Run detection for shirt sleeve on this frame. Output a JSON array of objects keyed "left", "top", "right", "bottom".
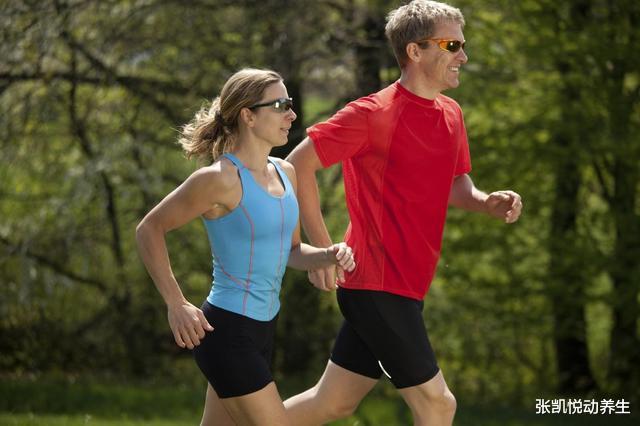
[
  {"left": 454, "top": 109, "right": 472, "bottom": 176},
  {"left": 306, "top": 100, "right": 371, "bottom": 168}
]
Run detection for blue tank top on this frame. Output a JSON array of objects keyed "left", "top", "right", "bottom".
[{"left": 202, "top": 153, "right": 299, "bottom": 321}]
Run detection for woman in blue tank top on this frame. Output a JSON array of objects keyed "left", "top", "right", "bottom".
[{"left": 136, "top": 68, "right": 355, "bottom": 425}]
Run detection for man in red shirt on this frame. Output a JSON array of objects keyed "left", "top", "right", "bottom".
[{"left": 284, "top": 1, "right": 522, "bottom": 425}]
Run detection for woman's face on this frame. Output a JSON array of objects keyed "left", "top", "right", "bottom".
[{"left": 248, "top": 81, "right": 297, "bottom": 148}]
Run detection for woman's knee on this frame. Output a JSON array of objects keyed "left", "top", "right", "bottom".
[
  {"left": 315, "top": 387, "right": 360, "bottom": 421},
  {"left": 326, "top": 398, "right": 359, "bottom": 420},
  {"left": 439, "top": 389, "right": 457, "bottom": 415}
]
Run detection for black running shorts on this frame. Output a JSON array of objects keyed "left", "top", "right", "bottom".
[
  {"left": 192, "top": 302, "right": 277, "bottom": 398},
  {"left": 331, "top": 287, "right": 440, "bottom": 389}
]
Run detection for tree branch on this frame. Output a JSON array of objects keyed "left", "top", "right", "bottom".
[
  {"left": 0, "top": 235, "right": 108, "bottom": 292},
  {"left": 592, "top": 159, "right": 613, "bottom": 205},
  {"left": 0, "top": 71, "right": 189, "bottom": 95},
  {"left": 68, "top": 49, "right": 125, "bottom": 268}
]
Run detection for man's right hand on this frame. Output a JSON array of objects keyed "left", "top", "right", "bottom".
[{"left": 308, "top": 266, "right": 339, "bottom": 291}]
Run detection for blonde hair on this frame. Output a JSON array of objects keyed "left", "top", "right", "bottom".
[
  {"left": 179, "top": 68, "right": 283, "bottom": 163},
  {"left": 385, "top": 0, "right": 465, "bottom": 68}
]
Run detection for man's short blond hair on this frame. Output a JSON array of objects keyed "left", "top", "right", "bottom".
[{"left": 385, "top": 0, "right": 465, "bottom": 68}]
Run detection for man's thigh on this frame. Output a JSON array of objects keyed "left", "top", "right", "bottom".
[{"left": 335, "top": 287, "right": 440, "bottom": 389}]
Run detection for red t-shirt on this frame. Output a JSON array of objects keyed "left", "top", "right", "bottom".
[{"left": 308, "top": 82, "right": 471, "bottom": 300}]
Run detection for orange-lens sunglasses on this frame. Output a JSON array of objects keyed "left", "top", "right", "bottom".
[{"left": 417, "top": 38, "right": 465, "bottom": 53}]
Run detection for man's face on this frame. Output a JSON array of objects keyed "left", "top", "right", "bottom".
[{"left": 418, "top": 21, "right": 468, "bottom": 94}]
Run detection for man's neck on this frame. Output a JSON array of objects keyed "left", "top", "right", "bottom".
[{"left": 398, "top": 69, "right": 440, "bottom": 100}]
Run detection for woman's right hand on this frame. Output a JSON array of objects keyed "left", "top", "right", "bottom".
[
  {"left": 309, "top": 243, "right": 356, "bottom": 290},
  {"left": 167, "top": 301, "right": 214, "bottom": 349},
  {"left": 328, "top": 242, "right": 356, "bottom": 273}
]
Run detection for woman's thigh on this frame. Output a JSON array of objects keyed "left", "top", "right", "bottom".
[{"left": 221, "top": 381, "right": 289, "bottom": 426}]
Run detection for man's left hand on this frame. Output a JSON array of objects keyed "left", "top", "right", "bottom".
[{"left": 485, "top": 190, "right": 522, "bottom": 224}]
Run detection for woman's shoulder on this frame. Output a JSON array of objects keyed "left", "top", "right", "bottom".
[
  {"left": 270, "top": 157, "right": 294, "bottom": 174},
  {"left": 191, "top": 157, "right": 241, "bottom": 192},
  {"left": 270, "top": 157, "right": 296, "bottom": 182}
]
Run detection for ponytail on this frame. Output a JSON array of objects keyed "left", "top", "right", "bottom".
[{"left": 179, "top": 97, "right": 234, "bottom": 164}]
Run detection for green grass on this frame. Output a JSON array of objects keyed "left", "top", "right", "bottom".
[
  {"left": 2, "top": 377, "right": 638, "bottom": 425},
  {"left": 0, "top": 413, "right": 192, "bottom": 425},
  {"left": 0, "top": 376, "right": 202, "bottom": 424}
]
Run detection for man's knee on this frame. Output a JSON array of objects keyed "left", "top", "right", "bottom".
[
  {"left": 422, "top": 373, "right": 456, "bottom": 414},
  {"left": 414, "top": 389, "right": 456, "bottom": 425},
  {"left": 404, "top": 380, "right": 457, "bottom": 421}
]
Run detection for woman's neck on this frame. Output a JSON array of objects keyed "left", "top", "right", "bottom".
[{"left": 231, "top": 138, "right": 272, "bottom": 174}]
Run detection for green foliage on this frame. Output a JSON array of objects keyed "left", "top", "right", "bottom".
[{"left": 1, "top": 0, "right": 639, "bottom": 420}]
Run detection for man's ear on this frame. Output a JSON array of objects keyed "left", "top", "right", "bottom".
[{"left": 405, "top": 42, "right": 423, "bottom": 64}]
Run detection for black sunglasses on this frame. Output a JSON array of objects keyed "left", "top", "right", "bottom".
[
  {"left": 417, "top": 38, "right": 466, "bottom": 53},
  {"left": 249, "top": 97, "right": 294, "bottom": 113}
]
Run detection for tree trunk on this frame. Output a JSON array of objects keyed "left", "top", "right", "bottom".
[
  {"left": 608, "top": 159, "right": 640, "bottom": 397},
  {"left": 354, "top": 10, "right": 385, "bottom": 96},
  {"left": 547, "top": 137, "right": 596, "bottom": 393},
  {"left": 606, "top": 86, "right": 640, "bottom": 398},
  {"left": 544, "top": 0, "right": 598, "bottom": 395}
]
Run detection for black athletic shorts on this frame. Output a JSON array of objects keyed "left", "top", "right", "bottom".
[
  {"left": 330, "top": 287, "right": 440, "bottom": 389},
  {"left": 192, "top": 301, "right": 277, "bottom": 398}
]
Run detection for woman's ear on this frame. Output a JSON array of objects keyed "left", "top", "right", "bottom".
[{"left": 239, "top": 107, "right": 255, "bottom": 127}]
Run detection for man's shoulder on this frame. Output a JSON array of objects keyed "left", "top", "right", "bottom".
[
  {"left": 346, "top": 83, "right": 401, "bottom": 114},
  {"left": 436, "top": 93, "right": 462, "bottom": 111}
]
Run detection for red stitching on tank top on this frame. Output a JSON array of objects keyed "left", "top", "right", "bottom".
[
  {"left": 240, "top": 203, "right": 255, "bottom": 315},
  {"left": 210, "top": 245, "right": 245, "bottom": 288}
]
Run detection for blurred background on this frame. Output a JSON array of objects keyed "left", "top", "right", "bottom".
[{"left": 1, "top": 0, "right": 638, "bottom": 425}]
